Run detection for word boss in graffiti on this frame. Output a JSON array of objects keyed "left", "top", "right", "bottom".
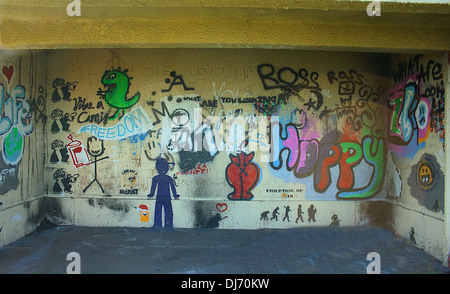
[{"left": 256, "top": 64, "right": 320, "bottom": 90}]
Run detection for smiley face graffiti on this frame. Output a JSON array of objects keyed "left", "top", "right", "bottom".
[{"left": 417, "top": 160, "right": 435, "bottom": 190}]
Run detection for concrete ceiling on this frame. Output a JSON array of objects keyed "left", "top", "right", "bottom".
[{"left": 0, "top": 0, "right": 449, "bottom": 52}]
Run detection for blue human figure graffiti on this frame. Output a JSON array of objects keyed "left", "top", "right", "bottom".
[{"left": 147, "top": 158, "right": 179, "bottom": 230}]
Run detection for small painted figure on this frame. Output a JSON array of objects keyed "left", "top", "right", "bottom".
[
  {"left": 295, "top": 204, "right": 304, "bottom": 223},
  {"left": 260, "top": 211, "right": 270, "bottom": 220},
  {"left": 271, "top": 207, "right": 280, "bottom": 221},
  {"left": 283, "top": 206, "right": 291, "bottom": 222},
  {"left": 308, "top": 204, "right": 317, "bottom": 223},
  {"left": 329, "top": 214, "right": 340, "bottom": 226},
  {"left": 409, "top": 227, "right": 416, "bottom": 245},
  {"left": 148, "top": 158, "right": 179, "bottom": 231},
  {"left": 205, "top": 214, "right": 228, "bottom": 229}
]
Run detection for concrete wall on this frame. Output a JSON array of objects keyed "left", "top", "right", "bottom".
[
  {"left": 0, "top": 49, "right": 47, "bottom": 247},
  {"left": 44, "top": 48, "right": 393, "bottom": 229},
  {"left": 386, "top": 53, "right": 448, "bottom": 261},
  {"left": 0, "top": 47, "right": 447, "bottom": 265},
  {"left": 0, "top": 0, "right": 448, "bottom": 267}
]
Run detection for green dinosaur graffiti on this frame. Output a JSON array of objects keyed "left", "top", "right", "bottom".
[{"left": 97, "top": 67, "right": 140, "bottom": 120}]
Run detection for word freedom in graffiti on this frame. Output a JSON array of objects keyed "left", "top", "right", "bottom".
[{"left": 77, "top": 106, "right": 152, "bottom": 140}]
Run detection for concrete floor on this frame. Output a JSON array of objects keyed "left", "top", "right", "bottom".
[{"left": 0, "top": 220, "right": 448, "bottom": 274}]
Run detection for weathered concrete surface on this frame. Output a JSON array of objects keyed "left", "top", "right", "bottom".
[{"left": 0, "top": 221, "right": 448, "bottom": 274}]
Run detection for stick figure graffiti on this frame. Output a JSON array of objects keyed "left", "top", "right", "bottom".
[
  {"left": 83, "top": 136, "right": 108, "bottom": 193},
  {"left": 161, "top": 71, "right": 194, "bottom": 93}
]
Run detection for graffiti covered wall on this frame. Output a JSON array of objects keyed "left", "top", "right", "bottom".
[
  {"left": 44, "top": 48, "right": 394, "bottom": 229},
  {"left": 0, "top": 49, "right": 47, "bottom": 247},
  {"left": 386, "top": 53, "right": 447, "bottom": 261},
  {"left": 44, "top": 49, "right": 445, "bottom": 249}
]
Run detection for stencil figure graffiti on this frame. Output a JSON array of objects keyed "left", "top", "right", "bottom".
[
  {"left": 50, "top": 109, "right": 72, "bottom": 134},
  {"left": 225, "top": 151, "right": 261, "bottom": 200},
  {"left": 295, "top": 204, "right": 304, "bottom": 223},
  {"left": 51, "top": 78, "right": 78, "bottom": 103},
  {"left": 307, "top": 205, "right": 317, "bottom": 223},
  {"left": 148, "top": 158, "right": 179, "bottom": 230},
  {"left": 50, "top": 139, "right": 70, "bottom": 164},
  {"left": 97, "top": 67, "right": 140, "bottom": 120},
  {"left": 282, "top": 205, "right": 291, "bottom": 222},
  {"left": 205, "top": 214, "right": 228, "bottom": 229},
  {"left": 329, "top": 214, "right": 341, "bottom": 226},
  {"left": 271, "top": 207, "right": 280, "bottom": 221},
  {"left": 53, "top": 168, "right": 78, "bottom": 194}
]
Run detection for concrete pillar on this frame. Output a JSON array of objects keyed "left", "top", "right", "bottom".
[{"left": 445, "top": 52, "right": 450, "bottom": 267}]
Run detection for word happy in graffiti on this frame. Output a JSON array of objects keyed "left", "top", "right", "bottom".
[
  {"left": 270, "top": 120, "right": 385, "bottom": 200},
  {"left": 77, "top": 105, "right": 152, "bottom": 140}
]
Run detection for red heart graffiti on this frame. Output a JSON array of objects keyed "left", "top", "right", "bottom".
[
  {"left": 216, "top": 203, "right": 228, "bottom": 213},
  {"left": 2, "top": 65, "right": 14, "bottom": 84}
]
